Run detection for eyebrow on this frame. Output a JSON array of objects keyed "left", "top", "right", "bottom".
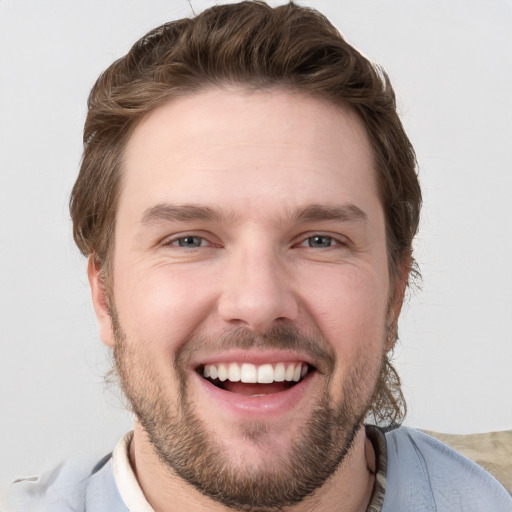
[
  {"left": 141, "top": 204, "right": 228, "bottom": 225},
  {"left": 293, "top": 204, "right": 368, "bottom": 224},
  {"left": 140, "top": 202, "right": 367, "bottom": 225}
]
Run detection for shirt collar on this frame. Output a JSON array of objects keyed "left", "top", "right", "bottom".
[{"left": 112, "top": 431, "right": 155, "bottom": 512}]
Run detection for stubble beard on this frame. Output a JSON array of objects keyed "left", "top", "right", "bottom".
[{"left": 112, "top": 313, "right": 383, "bottom": 511}]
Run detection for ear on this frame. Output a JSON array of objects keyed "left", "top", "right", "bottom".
[
  {"left": 87, "top": 255, "right": 115, "bottom": 348},
  {"left": 385, "top": 255, "right": 411, "bottom": 352}
]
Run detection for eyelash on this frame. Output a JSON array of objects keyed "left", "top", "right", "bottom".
[
  {"left": 297, "top": 234, "right": 346, "bottom": 248},
  {"left": 165, "top": 235, "right": 213, "bottom": 248},
  {"left": 163, "top": 233, "right": 348, "bottom": 249}
]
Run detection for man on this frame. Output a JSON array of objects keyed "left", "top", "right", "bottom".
[{"left": 3, "top": 2, "right": 510, "bottom": 511}]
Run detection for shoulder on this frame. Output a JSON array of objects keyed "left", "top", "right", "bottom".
[
  {"left": 382, "top": 426, "right": 512, "bottom": 512},
  {"left": 0, "top": 454, "right": 128, "bottom": 512}
]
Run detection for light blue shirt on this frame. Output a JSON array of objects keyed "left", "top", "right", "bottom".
[
  {"left": 2, "top": 427, "right": 511, "bottom": 511},
  {"left": 382, "top": 428, "right": 511, "bottom": 511}
]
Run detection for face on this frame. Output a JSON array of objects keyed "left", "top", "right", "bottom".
[{"left": 91, "top": 88, "right": 398, "bottom": 509}]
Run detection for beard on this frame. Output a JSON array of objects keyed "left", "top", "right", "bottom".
[{"left": 111, "top": 311, "right": 383, "bottom": 511}]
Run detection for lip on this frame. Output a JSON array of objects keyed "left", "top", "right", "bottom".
[
  {"left": 191, "top": 349, "right": 316, "bottom": 368},
  {"left": 192, "top": 366, "right": 318, "bottom": 419}
]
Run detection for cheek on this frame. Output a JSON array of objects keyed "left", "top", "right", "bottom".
[
  {"left": 299, "top": 263, "right": 390, "bottom": 354},
  {"left": 112, "top": 261, "right": 219, "bottom": 351},
  {"left": 299, "top": 266, "right": 389, "bottom": 402}
]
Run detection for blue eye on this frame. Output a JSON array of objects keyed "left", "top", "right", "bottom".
[
  {"left": 307, "top": 235, "right": 335, "bottom": 248},
  {"left": 175, "top": 236, "right": 204, "bottom": 248}
]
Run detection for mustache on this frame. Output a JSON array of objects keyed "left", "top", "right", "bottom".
[{"left": 175, "top": 325, "right": 336, "bottom": 375}]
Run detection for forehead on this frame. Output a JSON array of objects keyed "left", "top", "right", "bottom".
[{"left": 120, "top": 88, "right": 379, "bottom": 221}]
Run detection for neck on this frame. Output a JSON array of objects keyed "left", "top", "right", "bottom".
[{"left": 129, "top": 422, "right": 376, "bottom": 512}]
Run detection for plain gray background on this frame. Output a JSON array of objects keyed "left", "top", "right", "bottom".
[{"left": 1, "top": 0, "right": 511, "bottom": 487}]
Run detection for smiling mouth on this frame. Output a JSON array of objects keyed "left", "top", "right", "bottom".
[{"left": 199, "top": 362, "right": 312, "bottom": 395}]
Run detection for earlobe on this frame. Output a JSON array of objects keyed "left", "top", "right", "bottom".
[{"left": 87, "top": 255, "right": 115, "bottom": 348}]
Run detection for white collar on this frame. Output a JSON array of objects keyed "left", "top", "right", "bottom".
[{"left": 112, "top": 431, "right": 155, "bottom": 512}]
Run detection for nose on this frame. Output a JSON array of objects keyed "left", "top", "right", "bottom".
[{"left": 217, "top": 244, "right": 299, "bottom": 333}]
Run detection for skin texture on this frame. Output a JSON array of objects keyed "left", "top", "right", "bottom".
[{"left": 89, "top": 88, "right": 404, "bottom": 511}]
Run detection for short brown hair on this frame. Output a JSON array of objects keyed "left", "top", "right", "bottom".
[{"left": 70, "top": 0, "right": 421, "bottom": 426}]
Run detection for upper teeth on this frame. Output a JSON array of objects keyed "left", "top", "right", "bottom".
[{"left": 203, "top": 362, "right": 308, "bottom": 384}]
